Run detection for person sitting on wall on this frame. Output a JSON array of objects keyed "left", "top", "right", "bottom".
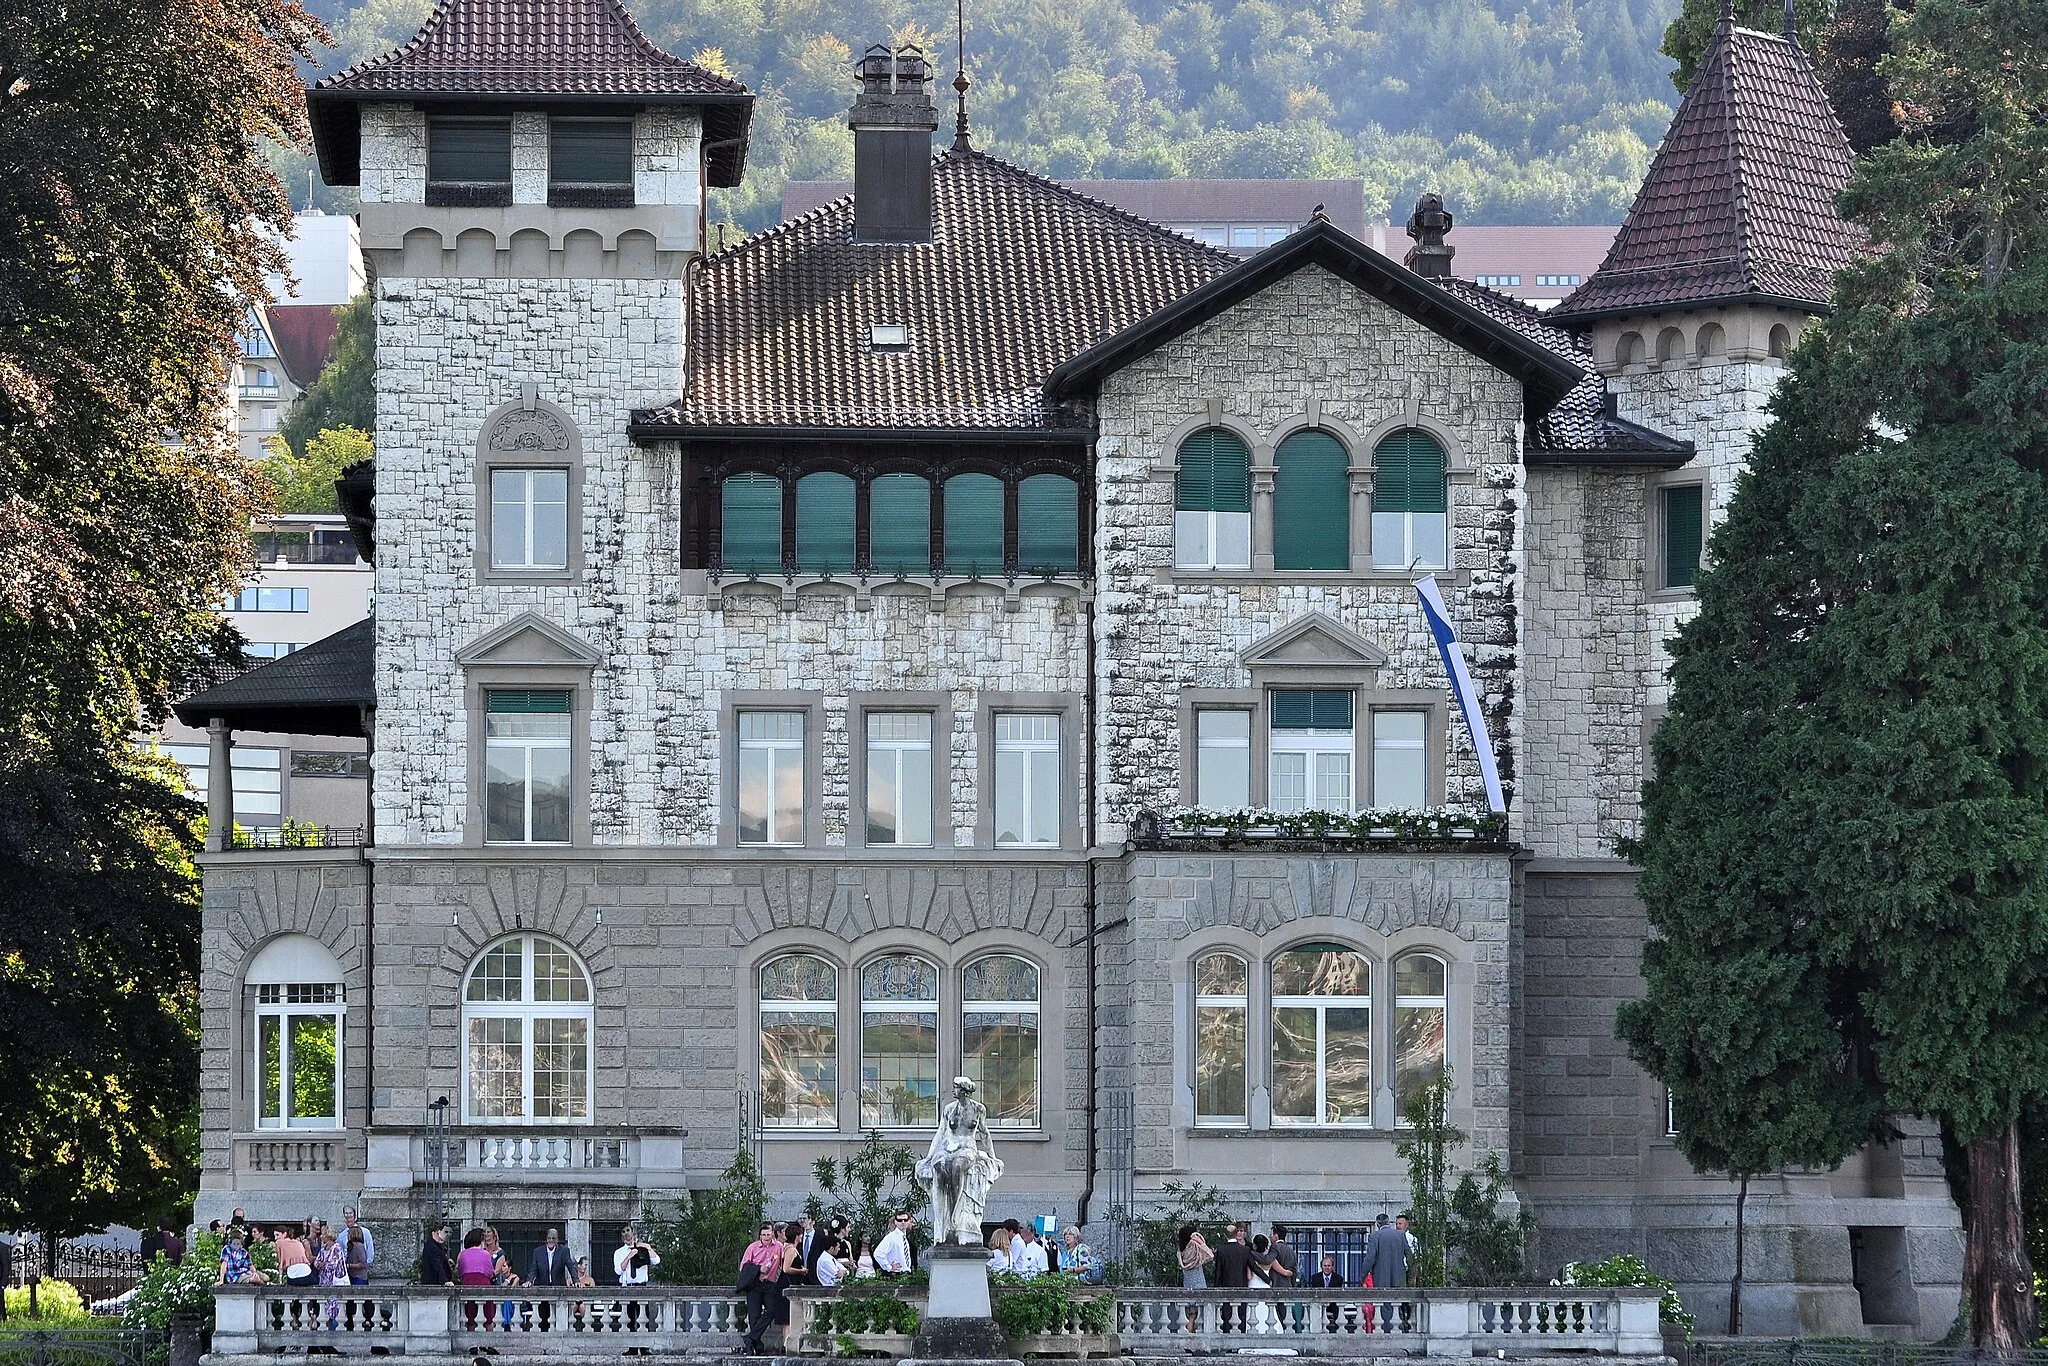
[{"left": 216, "top": 1231, "right": 269, "bottom": 1286}]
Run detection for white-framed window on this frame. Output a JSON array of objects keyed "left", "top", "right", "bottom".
[
  {"left": 484, "top": 690, "right": 571, "bottom": 844},
  {"left": 860, "top": 954, "right": 939, "bottom": 1128},
  {"left": 1194, "top": 952, "right": 1249, "bottom": 1125},
  {"left": 961, "top": 955, "right": 1040, "bottom": 1128},
  {"left": 1270, "top": 690, "right": 1353, "bottom": 814},
  {"left": 760, "top": 954, "right": 838, "bottom": 1128},
  {"left": 225, "top": 587, "right": 310, "bottom": 612},
  {"left": 254, "top": 982, "right": 343, "bottom": 1130},
  {"left": 993, "top": 713, "right": 1060, "bottom": 847},
  {"left": 1370, "top": 711, "right": 1428, "bottom": 810},
  {"left": 738, "top": 711, "right": 805, "bottom": 846},
  {"left": 1175, "top": 428, "right": 1252, "bottom": 570},
  {"left": 1271, "top": 943, "right": 1374, "bottom": 1126},
  {"left": 490, "top": 469, "right": 570, "bottom": 570},
  {"left": 462, "top": 935, "right": 592, "bottom": 1123},
  {"left": 866, "top": 712, "right": 934, "bottom": 846},
  {"left": 1392, "top": 952, "right": 1447, "bottom": 1125},
  {"left": 1195, "top": 709, "right": 1252, "bottom": 809}
]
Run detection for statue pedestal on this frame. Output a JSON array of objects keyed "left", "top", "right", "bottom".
[{"left": 912, "top": 1244, "right": 1012, "bottom": 1360}]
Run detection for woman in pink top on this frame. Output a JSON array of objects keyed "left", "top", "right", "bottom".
[{"left": 457, "top": 1229, "right": 497, "bottom": 1329}]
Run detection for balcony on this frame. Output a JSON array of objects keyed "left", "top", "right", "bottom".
[
  {"left": 363, "top": 1126, "right": 689, "bottom": 1192},
  {"left": 212, "top": 1286, "right": 748, "bottom": 1356},
  {"left": 250, "top": 530, "right": 364, "bottom": 565},
  {"left": 239, "top": 383, "right": 283, "bottom": 401}
]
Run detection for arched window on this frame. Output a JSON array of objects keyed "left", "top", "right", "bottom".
[
  {"left": 870, "top": 472, "right": 933, "bottom": 574},
  {"left": 1194, "top": 952, "right": 1249, "bottom": 1125},
  {"left": 463, "top": 935, "right": 592, "bottom": 1123},
  {"left": 1656, "top": 327, "right": 1685, "bottom": 363},
  {"left": 962, "top": 955, "right": 1041, "bottom": 1127},
  {"left": 760, "top": 954, "right": 838, "bottom": 1128},
  {"left": 1271, "top": 944, "right": 1372, "bottom": 1126},
  {"left": 1393, "top": 952, "right": 1448, "bottom": 1125},
  {"left": 1615, "top": 331, "right": 1645, "bottom": 367},
  {"left": 1694, "top": 322, "right": 1726, "bottom": 359},
  {"left": 1175, "top": 428, "right": 1251, "bottom": 569},
  {"left": 860, "top": 954, "right": 939, "bottom": 1127},
  {"left": 721, "top": 472, "right": 783, "bottom": 574},
  {"left": 249, "top": 934, "right": 345, "bottom": 1130},
  {"left": 794, "top": 471, "right": 855, "bottom": 572},
  {"left": 1371, "top": 430, "right": 1448, "bottom": 570},
  {"left": 1768, "top": 323, "right": 1793, "bottom": 359},
  {"left": 1017, "top": 473, "right": 1080, "bottom": 574},
  {"left": 942, "top": 473, "right": 1004, "bottom": 574},
  {"left": 1273, "top": 431, "right": 1350, "bottom": 570}
]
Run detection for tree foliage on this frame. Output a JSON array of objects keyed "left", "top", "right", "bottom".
[
  {"left": 642, "top": 1148, "right": 765, "bottom": 1286},
  {"left": 1622, "top": 0, "right": 2048, "bottom": 1343},
  {"left": 1660, "top": 0, "right": 1900, "bottom": 153},
  {"left": 278, "top": 291, "right": 375, "bottom": 458},
  {"left": 0, "top": 0, "right": 321, "bottom": 1240},
  {"left": 262, "top": 426, "right": 372, "bottom": 514}
]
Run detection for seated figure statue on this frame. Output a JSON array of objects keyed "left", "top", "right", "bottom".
[{"left": 916, "top": 1076, "right": 1004, "bottom": 1245}]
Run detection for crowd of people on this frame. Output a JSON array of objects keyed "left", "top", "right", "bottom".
[
  {"left": 1175, "top": 1213, "right": 1417, "bottom": 1332},
  {"left": 208, "top": 1206, "right": 378, "bottom": 1329}
]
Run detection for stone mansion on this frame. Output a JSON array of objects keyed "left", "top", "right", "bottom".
[{"left": 176, "top": 0, "right": 1962, "bottom": 1335}]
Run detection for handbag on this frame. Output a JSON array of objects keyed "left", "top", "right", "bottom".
[{"left": 284, "top": 1264, "right": 314, "bottom": 1283}]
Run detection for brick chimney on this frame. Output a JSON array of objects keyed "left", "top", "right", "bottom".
[
  {"left": 1404, "top": 193, "right": 1455, "bottom": 279},
  {"left": 848, "top": 45, "right": 939, "bottom": 244}
]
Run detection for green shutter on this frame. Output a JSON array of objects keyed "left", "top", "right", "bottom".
[
  {"left": 428, "top": 119, "right": 511, "bottom": 182},
  {"left": 1373, "top": 430, "right": 1448, "bottom": 514},
  {"left": 721, "top": 472, "right": 783, "bottom": 573},
  {"left": 1663, "top": 484, "right": 1704, "bottom": 588},
  {"left": 1017, "top": 474, "right": 1080, "bottom": 573},
  {"left": 1270, "top": 689, "right": 1354, "bottom": 730},
  {"left": 795, "top": 472, "right": 856, "bottom": 572},
  {"left": 487, "top": 689, "right": 572, "bottom": 714},
  {"left": 869, "top": 472, "right": 932, "bottom": 573},
  {"left": 1273, "top": 431, "right": 1351, "bottom": 570},
  {"left": 1177, "top": 429, "right": 1250, "bottom": 513},
  {"left": 548, "top": 119, "right": 632, "bottom": 185},
  {"left": 943, "top": 473, "right": 1005, "bottom": 573}
]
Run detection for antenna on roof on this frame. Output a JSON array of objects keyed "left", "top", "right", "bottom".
[{"left": 952, "top": 0, "right": 972, "bottom": 150}]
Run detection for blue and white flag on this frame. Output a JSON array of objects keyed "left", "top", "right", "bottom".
[{"left": 1415, "top": 574, "right": 1505, "bottom": 814}]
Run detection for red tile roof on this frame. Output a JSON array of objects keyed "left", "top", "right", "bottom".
[
  {"left": 307, "top": 0, "right": 753, "bottom": 186},
  {"left": 1551, "top": 22, "right": 1861, "bottom": 321},
  {"left": 264, "top": 304, "right": 345, "bottom": 390}
]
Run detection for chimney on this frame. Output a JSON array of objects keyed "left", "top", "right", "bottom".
[
  {"left": 1404, "top": 193, "right": 1455, "bottom": 279},
  {"left": 849, "top": 45, "right": 940, "bottom": 244}
]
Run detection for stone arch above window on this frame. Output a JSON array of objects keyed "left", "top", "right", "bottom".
[
  {"left": 1175, "top": 428, "right": 1252, "bottom": 570},
  {"left": 960, "top": 953, "right": 1042, "bottom": 1127},
  {"left": 759, "top": 952, "right": 839, "bottom": 1129},
  {"left": 1270, "top": 941, "right": 1374, "bottom": 1126},
  {"left": 859, "top": 952, "right": 941, "bottom": 1128},
  {"left": 247, "top": 933, "right": 347, "bottom": 1132},
  {"left": 1656, "top": 326, "right": 1686, "bottom": 363},
  {"left": 1272, "top": 429, "right": 1351, "bottom": 571}
]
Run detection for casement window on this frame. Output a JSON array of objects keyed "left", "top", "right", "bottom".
[
  {"left": 721, "top": 472, "right": 784, "bottom": 574},
  {"left": 1660, "top": 484, "right": 1704, "bottom": 589},
  {"left": 736, "top": 711, "right": 806, "bottom": 846},
  {"left": 866, "top": 712, "right": 934, "bottom": 846},
  {"left": 490, "top": 469, "right": 570, "bottom": 570},
  {"left": 759, "top": 954, "right": 838, "bottom": 1128},
  {"left": 1371, "top": 430, "right": 1449, "bottom": 570},
  {"left": 992, "top": 712, "right": 1060, "bottom": 847},
  {"left": 462, "top": 935, "right": 592, "bottom": 1123},
  {"left": 548, "top": 117, "right": 633, "bottom": 205},
  {"left": 1271, "top": 944, "right": 1374, "bottom": 1126},
  {"left": 255, "top": 983, "right": 343, "bottom": 1130},
  {"left": 161, "top": 743, "right": 282, "bottom": 819},
  {"left": 961, "top": 954, "right": 1040, "bottom": 1128},
  {"left": 1017, "top": 474, "right": 1080, "bottom": 574},
  {"left": 942, "top": 473, "right": 1004, "bottom": 575},
  {"left": 1194, "top": 952, "right": 1250, "bottom": 1125},
  {"left": 1273, "top": 430, "right": 1351, "bottom": 571},
  {"left": 1392, "top": 952, "right": 1448, "bottom": 1125},
  {"left": 427, "top": 118, "right": 512, "bottom": 203},
  {"left": 1370, "top": 712, "right": 1429, "bottom": 811},
  {"left": 1195, "top": 709, "right": 1252, "bottom": 809},
  {"left": 869, "top": 472, "right": 933, "bottom": 574},
  {"left": 225, "top": 587, "right": 310, "bottom": 613},
  {"left": 861, "top": 954, "right": 940, "bottom": 1128},
  {"left": 1175, "top": 428, "right": 1252, "bottom": 570},
  {"left": 795, "top": 471, "right": 856, "bottom": 572},
  {"left": 483, "top": 690, "right": 572, "bottom": 844},
  {"left": 1270, "top": 690, "right": 1354, "bottom": 814}
]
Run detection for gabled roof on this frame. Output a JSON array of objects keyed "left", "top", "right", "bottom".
[
  {"left": 173, "top": 619, "right": 375, "bottom": 738},
  {"left": 1046, "top": 217, "right": 1586, "bottom": 410},
  {"left": 307, "top": 0, "right": 753, "bottom": 188},
  {"left": 265, "top": 304, "right": 344, "bottom": 389},
  {"left": 630, "top": 148, "right": 1236, "bottom": 437},
  {"left": 1551, "top": 21, "right": 1861, "bottom": 322}
]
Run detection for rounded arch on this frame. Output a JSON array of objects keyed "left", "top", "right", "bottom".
[
  {"left": 459, "top": 933, "right": 594, "bottom": 1124},
  {"left": 1369, "top": 427, "right": 1450, "bottom": 571},
  {"left": 1656, "top": 326, "right": 1686, "bottom": 363},
  {"left": 1694, "top": 321, "right": 1726, "bottom": 360},
  {"left": 1615, "top": 330, "right": 1646, "bottom": 367},
  {"left": 1273, "top": 429, "right": 1352, "bottom": 572},
  {"left": 857, "top": 950, "right": 942, "bottom": 1129},
  {"left": 248, "top": 933, "right": 348, "bottom": 1132},
  {"left": 247, "top": 932, "right": 345, "bottom": 986},
  {"left": 759, "top": 952, "right": 841, "bottom": 1129},
  {"left": 1768, "top": 323, "right": 1794, "bottom": 359},
  {"left": 1358, "top": 410, "right": 1468, "bottom": 473},
  {"left": 1159, "top": 410, "right": 1267, "bottom": 471},
  {"left": 478, "top": 395, "right": 581, "bottom": 461},
  {"left": 960, "top": 952, "right": 1043, "bottom": 1128},
  {"left": 1268, "top": 410, "right": 1369, "bottom": 462}
]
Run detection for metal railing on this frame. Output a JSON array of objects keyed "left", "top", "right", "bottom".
[
  {"left": 3, "top": 1241, "right": 146, "bottom": 1304},
  {"left": 0, "top": 1328, "right": 148, "bottom": 1366},
  {"left": 211, "top": 1285, "right": 748, "bottom": 1356},
  {"left": 228, "top": 825, "right": 366, "bottom": 851}
]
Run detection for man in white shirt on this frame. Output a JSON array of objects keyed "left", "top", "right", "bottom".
[
  {"left": 874, "top": 1210, "right": 914, "bottom": 1276},
  {"left": 1009, "top": 1225, "right": 1048, "bottom": 1278},
  {"left": 614, "top": 1225, "right": 661, "bottom": 1284}
]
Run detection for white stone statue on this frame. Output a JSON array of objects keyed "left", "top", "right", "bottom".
[{"left": 916, "top": 1076, "right": 1004, "bottom": 1245}]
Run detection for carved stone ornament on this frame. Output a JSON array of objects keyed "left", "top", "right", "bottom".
[{"left": 486, "top": 407, "right": 573, "bottom": 454}]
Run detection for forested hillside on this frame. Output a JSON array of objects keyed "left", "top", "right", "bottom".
[{"left": 290, "top": 0, "right": 1692, "bottom": 230}]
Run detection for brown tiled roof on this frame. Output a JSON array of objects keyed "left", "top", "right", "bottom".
[
  {"left": 634, "top": 149, "right": 1237, "bottom": 433},
  {"left": 1551, "top": 22, "right": 1861, "bottom": 321},
  {"left": 264, "top": 304, "right": 344, "bottom": 390},
  {"left": 307, "top": 0, "right": 753, "bottom": 187}
]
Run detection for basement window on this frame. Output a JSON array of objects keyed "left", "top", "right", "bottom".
[{"left": 869, "top": 323, "right": 910, "bottom": 351}]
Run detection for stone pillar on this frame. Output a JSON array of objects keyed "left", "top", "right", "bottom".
[
  {"left": 210, "top": 1287, "right": 258, "bottom": 1354},
  {"left": 1348, "top": 463, "right": 1374, "bottom": 572},
  {"left": 1251, "top": 468, "right": 1276, "bottom": 571},
  {"left": 206, "top": 718, "right": 234, "bottom": 852}
]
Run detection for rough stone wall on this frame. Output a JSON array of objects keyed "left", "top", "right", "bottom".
[
  {"left": 359, "top": 104, "right": 426, "bottom": 205},
  {"left": 511, "top": 112, "right": 548, "bottom": 204},
  {"left": 633, "top": 109, "right": 703, "bottom": 211},
  {"left": 1092, "top": 265, "right": 1526, "bottom": 845}
]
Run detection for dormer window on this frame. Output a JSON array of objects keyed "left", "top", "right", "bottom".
[
  {"left": 428, "top": 117, "right": 512, "bottom": 206},
  {"left": 549, "top": 118, "right": 635, "bottom": 208},
  {"left": 869, "top": 323, "right": 909, "bottom": 351}
]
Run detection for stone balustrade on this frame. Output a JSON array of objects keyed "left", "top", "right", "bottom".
[{"left": 209, "top": 1285, "right": 749, "bottom": 1356}]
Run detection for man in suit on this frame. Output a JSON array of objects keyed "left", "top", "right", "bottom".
[
  {"left": 1212, "top": 1223, "right": 1253, "bottom": 1332},
  {"left": 1304, "top": 1255, "right": 1346, "bottom": 1332},
  {"left": 529, "top": 1227, "right": 572, "bottom": 1285}
]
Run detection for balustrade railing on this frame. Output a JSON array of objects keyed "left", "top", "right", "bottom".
[
  {"left": 212, "top": 1286, "right": 748, "bottom": 1356},
  {"left": 1112, "top": 1287, "right": 1666, "bottom": 1356}
]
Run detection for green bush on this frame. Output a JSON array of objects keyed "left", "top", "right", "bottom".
[
  {"left": 643, "top": 1148, "right": 764, "bottom": 1286},
  {"left": 809, "top": 1294, "right": 919, "bottom": 1335},
  {"left": 2, "top": 1279, "right": 91, "bottom": 1324},
  {"left": 124, "top": 1232, "right": 275, "bottom": 1365},
  {"left": 1556, "top": 1254, "right": 1694, "bottom": 1335},
  {"left": 1110, "top": 1179, "right": 1227, "bottom": 1286},
  {"left": 990, "top": 1274, "right": 1112, "bottom": 1338}
]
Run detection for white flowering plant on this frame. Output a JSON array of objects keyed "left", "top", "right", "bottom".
[{"left": 1554, "top": 1254, "right": 1693, "bottom": 1334}]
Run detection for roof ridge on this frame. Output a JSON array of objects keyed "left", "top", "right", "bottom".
[{"left": 1718, "top": 25, "right": 1756, "bottom": 285}]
